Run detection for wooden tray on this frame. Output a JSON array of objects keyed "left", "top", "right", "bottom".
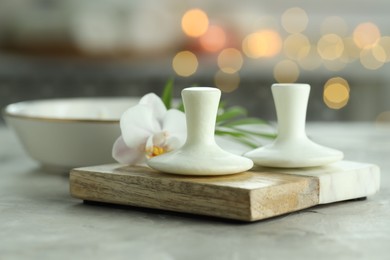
[{"left": 69, "top": 161, "right": 380, "bottom": 222}]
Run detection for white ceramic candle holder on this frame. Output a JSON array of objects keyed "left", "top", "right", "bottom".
[
  {"left": 244, "top": 83, "right": 343, "bottom": 168},
  {"left": 147, "top": 87, "right": 253, "bottom": 175}
]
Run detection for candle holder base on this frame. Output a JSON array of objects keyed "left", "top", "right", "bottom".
[
  {"left": 148, "top": 145, "right": 254, "bottom": 175},
  {"left": 244, "top": 138, "right": 343, "bottom": 168}
]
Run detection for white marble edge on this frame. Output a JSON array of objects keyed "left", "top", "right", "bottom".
[{"left": 265, "top": 160, "right": 381, "bottom": 204}]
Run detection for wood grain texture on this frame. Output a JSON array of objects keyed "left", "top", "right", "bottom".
[{"left": 70, "top": 164, "right": 319, "bottom": 221}]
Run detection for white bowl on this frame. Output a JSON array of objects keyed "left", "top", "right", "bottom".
[{"left": 3, "top": 97, "right": 139, "bottom": 170}]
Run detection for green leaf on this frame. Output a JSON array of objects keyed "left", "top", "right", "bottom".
[
  {"left": 230, "top": 138, "right": 258, "bottom": 149},
  {"left": 222, "top": 117, "right": 268, "bottom": 127},
  {"left": 218, "top": 100, "right": 227, "bottom": 110},
  {"left": 161, "top": 78, "right": 174, "bottom": 109},
  {"left": 176, "top": 101, "right": 185, "bottom": 112},
  {"left": 215, "top": 129, "right": 247, "bottom": 138},
  {"left": 215, "top": 129, "right": 259, "bottom": 148},
  {"left": 216, "top": 106, "right": 247, "bottom": 123},
  {"left": 226, "top": 126, "right": 277, "bottom": 139}
]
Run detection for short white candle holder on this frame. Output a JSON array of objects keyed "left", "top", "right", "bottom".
[
  {"left": 244, "top": 83, "right": 343, "bottom": 168},
  {"left": 147, "top": 87, "right": 253, "bottom": 175}
]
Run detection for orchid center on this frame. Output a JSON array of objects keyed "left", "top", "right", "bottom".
[{"left": 146, "top": 145, "right": 169, "bottom": 159}]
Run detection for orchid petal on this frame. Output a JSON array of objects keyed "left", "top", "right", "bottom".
[
  {"left": 112, "top": 136, "right": 146, "bottom": 165},
  {"left": 120, "top": 104, "right": 161, "bottom": 148},
  {"left": 152, "top": 132, "right": 168, "bottom": 147},
  {"left": 145, "top": 135, "right": 155, "bottom": 153},
  {"left": 165, "top": 136, "right": 182, "bottom": 151},
  {"left": 162, "top": 109, "right": 186, "bottom": 136},
  {"left": 162, "top": 109, "right": 187, "bottom": 144},
  {"left": 139, "top": 93, "right": 167, "bottom": 123},
  {"left": 113, "top": 92, "right": 187, "bottom": 166}
]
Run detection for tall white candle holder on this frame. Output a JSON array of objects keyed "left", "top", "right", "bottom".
[
  {"left": 244, "top": 83, "right": 343, "bottom": 168},
  {"left": 147, "top": 87, "right": 253, "bottom": 175}
]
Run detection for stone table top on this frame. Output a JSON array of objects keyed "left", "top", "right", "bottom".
[{"left": 0, "top": 122, "right": 389, "bottom": 260}]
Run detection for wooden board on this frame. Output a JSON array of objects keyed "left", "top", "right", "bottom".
[{"left": 69, "top": 161, "right": 380, "bottom": 222}]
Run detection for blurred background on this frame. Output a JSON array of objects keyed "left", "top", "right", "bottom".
[{"left": 0, "top": 0, "right": 389, "bottom": 122}]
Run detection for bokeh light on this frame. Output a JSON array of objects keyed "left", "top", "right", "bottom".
[
  {"left": 372, "top": 44, "right": 387, "bottom": 63},
  {"left": 317, "top": 34, "right": 344, "bottom": 60},
  {"left": 342, "top": 37, "right": 361, "bottom": 63},
  {"left": 242, "top": 30, "right": 282, "bottom": 58},
  {"left": 214, "top": 70, "right": 240, "bottom": 93},
  {"left": 377, "top": 36, "right": 390, "bottom": 62},
  {"left": 297, "top": 45, "right": 322, "bottom": 71},
  {"left": 273, "top": 60, "right": 300, "bottom": 83},
  {"left": 172, "top": 51, "right": 198, "bottom": 77},
  {"left": 181, "top": 9, "right": 209, "bottom": 37},
  {"left": 283, "top": 33, "right": 311, "bottom": 60},
  {"left": 199, "top": 25, "right": 226, "bottom": 52},
  {"left": 353, "top": 22, "right": 381, "bottom": 49},
  {"left": 323, "top": 77, "right": 350, "bottom": 109},
  {"left": 281, "top": 7, "right": 309, "bottom": 34},
  {"left": 359, "top": 48, "right": 385, "bottom": 70},
  {"left": 217, "top": 48, "right": 244, "bottom": 73}
]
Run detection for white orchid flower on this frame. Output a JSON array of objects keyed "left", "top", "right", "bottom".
[{"left": 112, "top": 93, "right": 186, "bottom": 165}]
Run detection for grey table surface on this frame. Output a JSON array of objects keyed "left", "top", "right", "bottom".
[{"left": 0, "top": 122, "right": 389, "bottom": 260}]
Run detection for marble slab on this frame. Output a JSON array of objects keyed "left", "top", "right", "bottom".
[
  {"left": 255, "top": 161, "right": 380, "bottom": 204},
  {"left": 69, "top": 160, "right": 380, "bottom": 222}
]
